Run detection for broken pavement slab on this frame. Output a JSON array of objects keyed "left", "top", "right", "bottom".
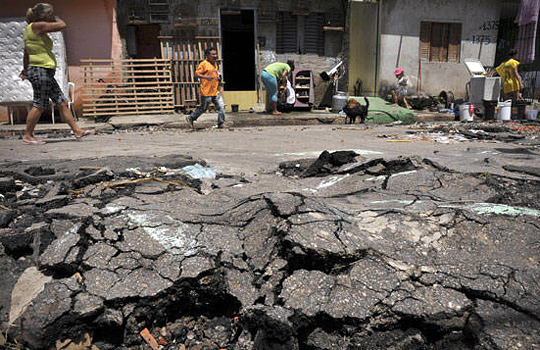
[{"left": 9, "top": 266, "right": 52, "bottom": 325}]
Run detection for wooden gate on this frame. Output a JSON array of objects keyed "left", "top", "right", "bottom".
[
  {"left": 81, "top": 58, "right": 175, "bottom": 119},
  {"left": 159, "top": 36, "right": 221, "bottom": 108}
]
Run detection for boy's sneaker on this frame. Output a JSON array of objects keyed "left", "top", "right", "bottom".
[{"left": 185, "top": 115, "right": 194, "bottom": 129}]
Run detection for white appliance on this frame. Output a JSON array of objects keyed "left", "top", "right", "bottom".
[{"left": 464, "top": 59, "right": 501, "bottom": 111}]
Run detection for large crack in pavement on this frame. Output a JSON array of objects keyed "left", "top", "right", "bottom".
[{"left": 0, "top": 151, "right": 539, "bottom": 350}]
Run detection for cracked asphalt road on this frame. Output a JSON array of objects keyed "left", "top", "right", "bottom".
[
  {"left": 1, "top": 123, "right": 538, "bottom": 179},
  {"left": 0, "top": 122, "right": 539, "bottom": 350}
]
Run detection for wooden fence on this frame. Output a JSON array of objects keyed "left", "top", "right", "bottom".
[
  {"left": 159, "top": 36, "right": 222, "bottom": 108},
  {"left": 81, "top": 58, "right": 175, "bottom": 119}
]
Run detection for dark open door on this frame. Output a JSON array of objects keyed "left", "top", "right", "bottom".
[
  {"left": 220, "top": 9, "right": 256, "bottom": 90},
  {"left": 135, "top": 24, "right": 161, "bottom": 59}
]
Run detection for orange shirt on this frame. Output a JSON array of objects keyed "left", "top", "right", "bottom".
[{"left": 196, "top": 60, "right": 220, "bottom": 96}]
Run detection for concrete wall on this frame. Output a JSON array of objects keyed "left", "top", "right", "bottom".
[
  {"left": 378, "top": 0, "right": 500, "bottom": 99},
  {"left": 0, "top": 0, "right": 120, "bottom": 122}
]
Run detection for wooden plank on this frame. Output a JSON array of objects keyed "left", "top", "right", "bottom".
[
  {"left": 256, "top": 42, "right": 262, "bottom": 103},
  {"left": 188, "top": 42, "right": 196, "bottom": 102},
  {"left": 84, "top": 101, "right": 174, "bottom": 109},
  {"left": 91, "top": 69, "right": 172, "bottom": 74},
  {"left": 80, "top": 62, "right": 172, "bottom": 67},
  {"left": 177, "top": 44, "right": 184, "bottom": 105},
  {"left": 82, "top": 87, "right": 174, "bottom": 94},
  {"left": 178, "top": 42, "right": 184, "bottom": 104},
  {"left": 82, "top": 94, "right": 173, "bottom": 102},
  {"left": 84, "top": 104, "right": 175, "bottom": 110},
  {"left": 84, "top": 81, "right": 173, "bottom": 87},
  {"left": 182, "top": 41, "right": 189, "bottom": 103},
  {"left": 194, "top": 41, "right": 201, "bottom": 102},
  {"left": 81, "top": 58, "right": 171, "bottom": 62},
  {"left": 84, "top": 102, "right": 174, "bottom": 110},
  {"left": 82, "top": 109, "right": 175, "bottom": 117}
]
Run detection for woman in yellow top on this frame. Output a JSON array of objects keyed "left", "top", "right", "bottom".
[
  {"left": 20, "top": 3, "right": 94, "bottom": 145},
  {"left": 495, "top": 49, "right": 524, "bottom": 101}
]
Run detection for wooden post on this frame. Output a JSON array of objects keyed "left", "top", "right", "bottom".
[{"left": 257, "top": 43, "right": 262, "bottom": 103}]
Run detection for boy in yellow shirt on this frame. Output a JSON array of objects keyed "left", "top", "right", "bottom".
[{"left": 186, "top": 47, "right": 226, "bottom": 129}]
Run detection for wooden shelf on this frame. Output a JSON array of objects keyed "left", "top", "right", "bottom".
[
  {"left": 174, "top": 23, "right": 197, "bottom": 27},
  {"left": 323, "top": 26, "right": 344, "bottom": 31}
]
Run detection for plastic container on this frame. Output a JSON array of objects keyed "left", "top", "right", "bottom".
[
  {"left": 497, "top": 100, "right": 512, "bottom": 121},
  {"left": 482, "top": 100, "right": 497, "bottom": 120},
  {"left": 459, "top": 102, "right": 474, "bottom": 122},
  {"left": 231, "top": 104, "right": 239, "bottom": 112},
  {"left": 526, "top": 109, "right": 538, "bottom": 120},
  {"left": 332, "top": 91, "right": 348, "bottom": 112}
]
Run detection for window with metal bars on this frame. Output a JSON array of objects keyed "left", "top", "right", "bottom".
[
  {"left": 276, "top": 12, "right": 324, "bottom": 55},
  {"left": 419, "top": 22, "right": 461, "bottom": 63}
]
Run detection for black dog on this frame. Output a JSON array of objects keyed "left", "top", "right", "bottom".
[{"left": 343, "top": 97, "right": 370, "bottom": 124}]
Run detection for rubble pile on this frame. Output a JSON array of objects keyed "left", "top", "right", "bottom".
[
  {"left": 0, "top": 153, "right": 539, "bottom": 350},
  {"left": 428, "top": 121, "right": 540, "bottom": 143}
]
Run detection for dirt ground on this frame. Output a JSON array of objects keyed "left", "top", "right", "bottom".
[{"left": 1, "top": 122, "right": 539, "bottom": 180}]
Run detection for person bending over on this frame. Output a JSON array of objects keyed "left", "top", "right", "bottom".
[{"left": 261, "top": 60, "right": 295, "bottom": 115}]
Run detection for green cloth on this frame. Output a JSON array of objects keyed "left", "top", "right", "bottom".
[
  {"left": 349, "top": 97, "right": 416, "bottom": 124},
  {"left": 24, "top": 23, "right": 56, "bottom": 69},
  {"left": 264, "top": 62, "right": 291, "bottom": 81}
]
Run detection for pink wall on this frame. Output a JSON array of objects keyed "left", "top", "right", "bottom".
[{"left": 0, "top": 0, "right": 121, "bottom": 121}]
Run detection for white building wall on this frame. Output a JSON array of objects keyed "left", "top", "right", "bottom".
[{"left": 379, "top": 0, "right": 501, "bottom": 99}]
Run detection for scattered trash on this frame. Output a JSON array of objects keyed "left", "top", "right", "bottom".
[
  {"left": 380, "top": 131, "right": 468, "bottom": 143},
  {"left": 140, "top": 328, "right": 160, "bottom": 350},
  {"left": 181, "top": 164, "right": 216, "bottom": 179}
]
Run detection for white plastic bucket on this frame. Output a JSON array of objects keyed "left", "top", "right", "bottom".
[
  {"left": 526, "top": 109, "right": 538, "bottom": 120},
  {"left": 459, "top": 103, "right": 474, "bottom": 122},
  {"left": 497, "top": 100, "right": 512, "bottom": 121}
]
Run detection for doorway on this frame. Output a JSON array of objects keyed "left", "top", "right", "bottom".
[
  {"left": 134, "top": 24, "right": 161, "bottom": 59},
  {"left": 220, "top": 9, "right": 256, "bottom": 91},
  {"left": 348, "top": 2, "right": 378, "bottom": 95}
]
